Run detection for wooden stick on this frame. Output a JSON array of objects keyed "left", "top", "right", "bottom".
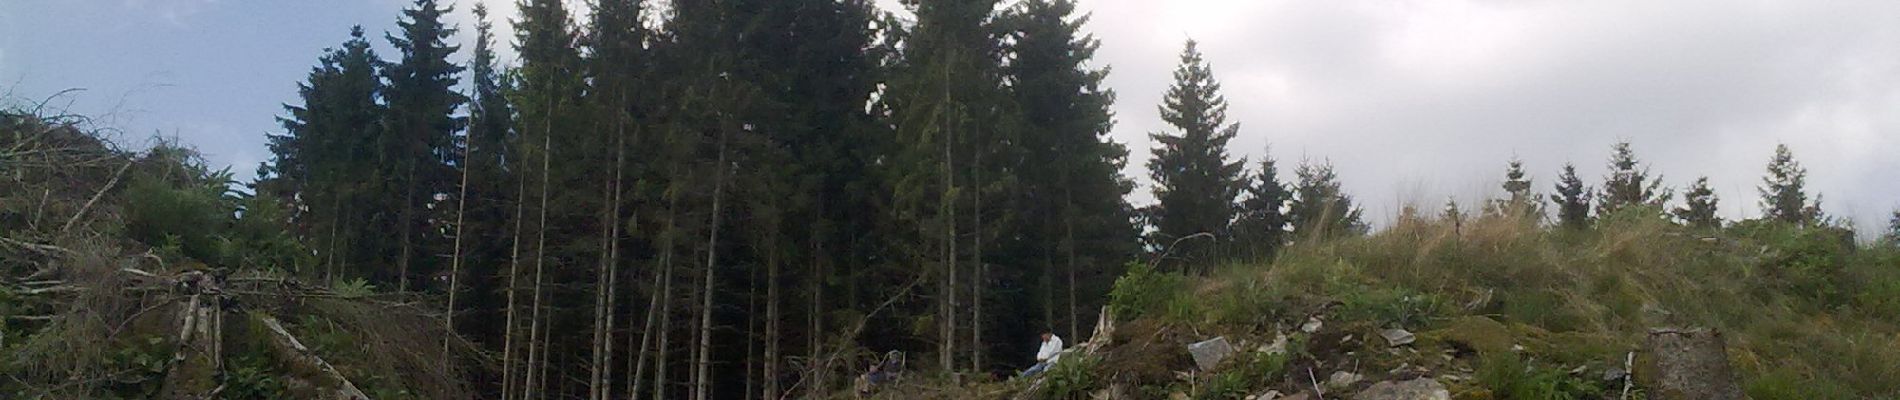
[{"left": 59, "top": 159, "right": 133, "bottom": 233}]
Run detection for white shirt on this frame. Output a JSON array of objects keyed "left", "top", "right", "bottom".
[{"left": 1035, "top": 335, "right": 1065, "bottom": 362}]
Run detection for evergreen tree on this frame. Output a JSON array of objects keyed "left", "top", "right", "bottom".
[
  {"left": 1597, "top": 141, "right": 1670, "bottom": 216},
  {"left": 1231, "top": 149, "right": 1289, "bottom": 260},
  {"left": 506, "top": 0, "right": 585, "bottom": 397},
  {"left": 1886, "top": 209, "right": 1900, "bottom": 244},
  {"left": 259, "top": 26, "right": 383, "bottom": 280},
  {"left": 1550, "top": 163, "right": 1592, "bottom": 230},
  {"left": 1287, "top": 159, "right": 1365, "bottom": 238},
  {"left": 1004, "top": 0, "right": 1137, "bottom": 353},
  {"left": 1673, "top": 177, "right": 1720, "bottom": 229},
  {"left": 379, "top": 0, "right": 466, "bottom": 292},
  {"left": 1145, "top": 40, "right": 1245, "bottom": 265},
  {"left": 1759, "top": 144, "right": 1821, "bottom": 225},
  {"left": 1489, "top": 158, "right": 1541, "bottom": 220}
]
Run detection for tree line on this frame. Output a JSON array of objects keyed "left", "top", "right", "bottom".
[{"left": 251, "top": 0, "right": 1894, "bottom": 399}]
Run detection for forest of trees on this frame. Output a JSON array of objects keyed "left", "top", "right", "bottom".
[{"left": 242, "top": 1, "right": 1891, "bottom": 399}]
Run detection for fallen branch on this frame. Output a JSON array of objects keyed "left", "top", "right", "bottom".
[
  {"left": 257, "top": 314, "right": 370, "bottom": 399},
  {"left": 59, "top": 159, "right": 133, "bottom": 233},
  {"left": 0, "top": 236, "right": 74, "bottom": 256}
]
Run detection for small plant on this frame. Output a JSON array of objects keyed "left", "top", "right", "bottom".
[
  {"left": 1109, "top": 262, "right": 1194, "bottom": 321},
  {"left": 1474, "top": 353, "right": 1601, "bottom": 400},
  {"left": 1036, "top": 354, "right": 1099, "bottom": 400},
  {"left": 333, "top": 278, "right": 376, "bottom": 298},
  {"left": 222, "top": 354, "right": 287, "bottom": 399}
]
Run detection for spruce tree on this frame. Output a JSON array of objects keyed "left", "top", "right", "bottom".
[
  {"left": 1145, "top": 40, "right": 1245, "bottom": 264},
  {"left": 1489, "top": 158, "right": 1541, "bottom": 220},
  {"left": 1005, "top": 0, "right": 1137, "bottom": 349},
  {"left": 380, "top": 0, "right": 466, "bottom": 292},
  {"left": 1232, "top": 149, "right": 1289, "bottom": 260},
  {"left": 260, "top": 26, "right": 383, "bottom": 280},
  {"left": 1674, "top": 176, "right": 1721, "bottom": 229},
  {"left": 1550, "top": 163, "right": 1592, "bottom": 230},
  {"left": 1886, "top": 209, "right": 1900, "bottom": 244},
  {"left": 1759, "top": 144, "right": 1821, "bottom": 225},
  {"left": 1287, "top": 159, "right": 1365, "bottom": 238},
  {"left": 1597, "top": 141, "right": 1670, "bottom": 217}
]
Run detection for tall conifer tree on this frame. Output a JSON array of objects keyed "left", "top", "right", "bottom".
[
  {"left": 1551, "top": 163, "right": 1592, "bottom": 229},
  {"left": 1759, "top": 144, "right": 1822, "bottom": 225},
  {"left": 1675, "top": 176, "right": 1720, "bottom": 229},
  {"left": 1287, "top": 159, "right": 1364, "bottom": 238},
  {"left": 1598, "top": 141, "right": 1670, "bottom": 216},
  {"left": 1145, "top": 40, "right": 1244, "bottom": 266},
  {"left": 1232, "top": 149, "right": 1289, "bottom": 260}
]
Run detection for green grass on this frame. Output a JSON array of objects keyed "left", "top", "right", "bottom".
[{"left": 1109, "top": 210, "right": 1900, "bottom": 398}]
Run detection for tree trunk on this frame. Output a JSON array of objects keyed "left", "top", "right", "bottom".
[
  {"left": 695, "top": 128, "right": 730, "bottom": 400},
  {"left": 806, "top": 226, "right": 824, "bottom": 399},
  {"left": 763, "top": 224, "right": 781, "bottom": 400},
  {"left": 524, "top": 110, "right": 554, "bottom": 400},
  {"left": 633, "top": 191, "right": 677, "bottom": 400},
  {"left": 1066, "top": 188, "right": 1080, "bottom": 342},
  {"left": 399, "top": 161, "right": 416, "bottom": 293},
  {"left": 971, "top": 151, "right": 984, "bottom": 372},
  {"left": 938, "top": 67, "right": 958, "bottom": 374},
  {"left": 444, "top": 117, "right": 472, "bottom": 367},
  {"left": 502, "top": 148, "right": 529, "bottom": 400}
]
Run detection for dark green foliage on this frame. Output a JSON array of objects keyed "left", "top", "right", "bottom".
[
  {"left": 1887, "top": 210, "right": 1900, "bottom": 244},
  {"left": 221, "top": 354, "right": 288, "bottom": 399},
  {"left": 257, "top": 26, "right": 384, "bottom": 280},
  {"left": 1597, "top": 141, "right": 1670, "bottom": 216},
  {"left": 1759, "top": 144, "right": 1821, "bottom": 225},
  {"left": 1146, "top": 40, "right": 1246, "bottom": 264},
  {"left": 1287, "top": 159, "right": 1365, "bottom": 239},
  {"left": 1035, "top": 354, "right": 1100, "bottom": 400},
  {"left": 1233, "top": 150, "right": 1291, "bottom": 260},
  {"left": 1489, "top": 158, "right": 1542, "bottom": 220},
  {"left": 1549, "top": 163, "right": 1592, "bottom": 230},
  {"left": 1674, "top": 176, "right": 1721, "bottom": 229},
  {"left": 1107, "top": 262, "right": 1194, "bottom": 321},
  {"left": 1005, "top": 0, "right": 1140, "bottom": 347}
]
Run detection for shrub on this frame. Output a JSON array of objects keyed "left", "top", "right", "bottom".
[
  {"left": 1036, "top": 354, "right": 1098, "bottom": 400},
  {"left": 1109, "top": 262, "right": 1194, "bottom": 321},
  {"left": 1474, "top": 353, "right": 1602, "bottom": 400}
]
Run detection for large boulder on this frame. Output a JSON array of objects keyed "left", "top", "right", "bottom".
[
  {"left": 1356, "top": 378, "right": 1450, "bottom": 400},
  {"left": 1638, "top": 328, "right": 1743, "bottom": 400}
]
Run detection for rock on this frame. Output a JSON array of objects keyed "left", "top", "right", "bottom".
[
  {"left": 1301, "top": 317, "right": 1324, "bottom": 333},
  {"left": 1257, "top": 333, "right": 1289, "bottom": 356},
  {"left": 1243, "top": 390, "right": 1282, "bottom": 400},
  {"left": 1169, "top": 392, "right": 1190, "bottom": 400},
  {"left": 1326, "top": 371, "right": 1362, "bottom": 388},
  {"left": 1356, "top": 378, "right": 1451, "bottom": 400},
  {"left": 1639, "top": 328, "right": 1743, "bottom": 400},
  {"left": 1187, "top": 336, "right": 1236, "bottom": 371},
  {"left": 1601, "top": 367, "right": 1628, "bottom": 382},
  {"left": 1381, "top": 328, "right": 1416, "bottom": 347},
  {"left": 1279, "top": 392, "right": 1313, "bottom": 400}
]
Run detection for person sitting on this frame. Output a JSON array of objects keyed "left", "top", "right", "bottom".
[{"left": 1018, "top": 329, "right": 1064, "bottom": 378}]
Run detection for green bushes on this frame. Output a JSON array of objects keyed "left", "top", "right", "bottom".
[
  {"left": 122, "top": 145, "right": 308, "bottom": 272},
  {"left": 1035, "top": 354, "right": 1099, "bottom": 400},
  {"left": 1108, "top": 262, "right": 1198, "bottom": 322}
]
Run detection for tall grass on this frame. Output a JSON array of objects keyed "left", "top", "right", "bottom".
[{"left": 1115, "top": 209, "right": 1900, "bottom": 398}]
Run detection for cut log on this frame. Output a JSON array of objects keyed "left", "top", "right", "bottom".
[{"left": 257, "top": 314, "right": 371, "bottom": 400}]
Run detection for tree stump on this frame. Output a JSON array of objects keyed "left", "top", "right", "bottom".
[{"left": 1640, "top": 328, "right": 1742, "bottom": 400}]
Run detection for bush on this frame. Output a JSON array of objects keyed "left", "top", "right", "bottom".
[
  {"left": 1036, "top": 354, "right": 1098, "bottom": 400},
  {"left": 1108, "top": 262, "right": 1195, "bottom": 321}
]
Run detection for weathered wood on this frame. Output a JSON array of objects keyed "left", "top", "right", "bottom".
[{"left": 257, "top": 314, "right": 371, "bottom": 400}]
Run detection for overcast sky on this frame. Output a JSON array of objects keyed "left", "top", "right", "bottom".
[{"left": 4, "top": 0, "right": 1896, "bottom": 232}]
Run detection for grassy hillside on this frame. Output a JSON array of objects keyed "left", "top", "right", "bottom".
[{"left": 997, "top": 211, "right": 1900, "bottom": 399}]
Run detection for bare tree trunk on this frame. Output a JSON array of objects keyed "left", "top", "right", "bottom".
[
  {"left": 524, "top": 111, "right": 554, "bottom": 400},
  {"left": 1065, "top": 189, "right": 1079, "bottom": 342},
  {"left": 590, "top": 180, "right": 613, "bottom": 400},
  {"left": 763, "top": 226, "right": 780, "bottom": 400},
  {"left": 971, "top": 152, "right": 984, "bottom": 372},
  {"left": 694, "top": 128, "right": 730, "bottom": 400},
  {"left": 633, "top": 191, "right": 677, "bottom": 400},
  {"left": 939, "top": 71, "right": 959, "bottom": 374},
  {"left": 399, "top": 161, "right": 416, "bottom": 293},
  {"left": 601, "top": 132, "right": 624, "bottom": 400},
  {"left": 502, "top": 150, "right": 529, "bottom": 400},
  {"left": 806, "top": 228, "right": 824, "bottom": 399},
  {"left": 655, "top": 186, "right": 679, "bottom": 400},
  {"left": 444, "top": 116, "right": 473, "bottom": 368}
]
